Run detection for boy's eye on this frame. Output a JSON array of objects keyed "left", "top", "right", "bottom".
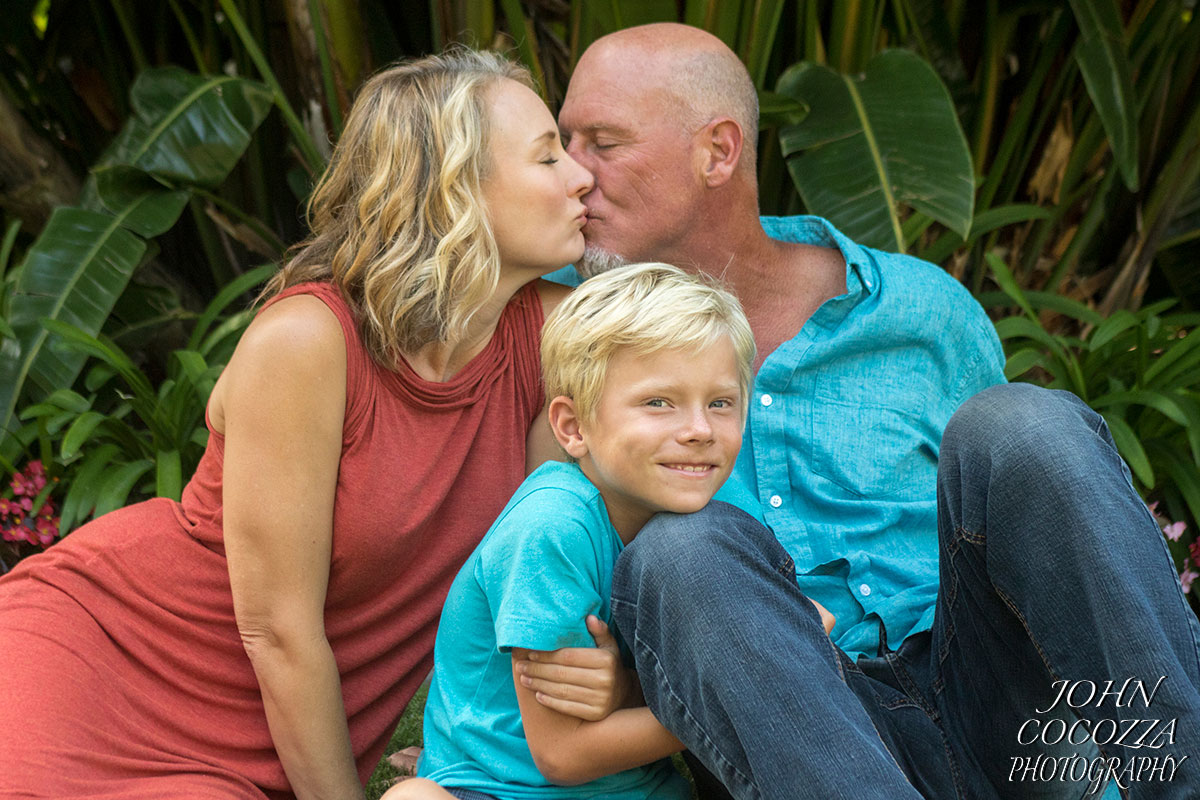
[
  {"left": 709, "top": 399, "right": 731, "bottom": 409},
  {"left": 645, "top": 398, "right": 667, "bottom": 408}
]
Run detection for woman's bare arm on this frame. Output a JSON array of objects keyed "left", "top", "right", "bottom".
[{"left": 215, "top": 295, "right": 363, "bottom": 800}]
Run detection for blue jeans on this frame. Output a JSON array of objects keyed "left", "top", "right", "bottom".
[{"left": 610, "top": 384, "right": 1200, "bottom": 799}]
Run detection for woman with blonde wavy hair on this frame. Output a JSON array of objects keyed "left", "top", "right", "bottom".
[{"left": 0, "top": 49, "right": 595, "bottom": 800}]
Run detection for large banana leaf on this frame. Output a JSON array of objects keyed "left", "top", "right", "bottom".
[
  {"left": 0, "top": 68, "right": 272, "bottom": 434},
  {"left": 776, "top": 49, "right": 974, "bottom": 253},
  {"left": 1, "top": 207, "right": 146, "bottom": 427},
  {"left": 103, "top": 67, "right": 273, "bottom": 188},
  {"left": 1067, "top": 0, "right": 1138, "bottom": 190}
]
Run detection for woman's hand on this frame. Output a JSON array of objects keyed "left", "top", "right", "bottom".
[
  {"left": 515, "top": 616, "right": 641, "bottom": 721},
  {"left": 215, "top": 295, "right": 364, "bottom": 800}
]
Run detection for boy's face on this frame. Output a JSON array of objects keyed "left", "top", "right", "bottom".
[{"left": 574, "top": 336, "right": 744, "bottom": 541}]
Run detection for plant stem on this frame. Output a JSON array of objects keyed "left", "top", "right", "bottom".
[{"left": 217, "top": 0, "right": 326, "bottom": 175}]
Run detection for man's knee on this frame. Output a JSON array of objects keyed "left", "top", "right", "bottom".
[
  {"left": 616, "top": 501, "right": 785, "bottom": 600},
  {"left": 943, "top": 383, "right": 1102, "bottom": 476}
]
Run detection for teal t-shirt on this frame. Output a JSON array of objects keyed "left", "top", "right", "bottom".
[{"left": 417, "top": 461, "right": 691, "bottom": 800}]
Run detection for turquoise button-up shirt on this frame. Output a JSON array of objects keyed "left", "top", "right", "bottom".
[
  {"left": 546, "top": 215, "right": 1006, "bottom": 659},
  {"left": 728, "top": 217, "right": 1005, "bottom": 658}
]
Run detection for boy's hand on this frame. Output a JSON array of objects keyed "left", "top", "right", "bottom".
[
  {"left": 811, "top": 598, "right": 836, "bottom": 636},
  {"left": 515, "top": 615, "right": 641, "bottom": 721}
]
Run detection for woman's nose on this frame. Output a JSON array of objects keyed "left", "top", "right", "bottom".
[{"left": 566, "top": 152, "right": 594, "bottom": 197}]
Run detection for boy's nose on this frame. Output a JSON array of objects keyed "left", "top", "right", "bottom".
[{"left": 677, "top": 408, "right": 714, "bottom": 443}]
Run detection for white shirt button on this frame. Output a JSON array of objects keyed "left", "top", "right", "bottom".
[
  {"left": 859, "top": 583, "right": 872, "bottom": 597},
  {"left": 769, "top": 495, "right": 783, "bottom": 508},
  {"left": 760, "top": 394, "right": 773, "bottom": 407}
]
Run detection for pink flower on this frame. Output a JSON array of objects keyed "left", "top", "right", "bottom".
[
  {"left": 1147, "top": 501, "right": 1160, "bottom": 516},
  {"left": 32, "top": 517, "right": 57, "bottom": 546},
  {"left": 1182, "top": 567, "right": 1199, "bottom": 595},
  {"left": 0, "top": 497, "right": 15, "bottom": 515},
  {"left": 10, "top": 474, "right": 30, "bottom": 496},
  {"left": 18, "top": 496, "right": 32, "bottom": 513},
  {"left": 1191, "top": 541, "right": 1200, "bottom": 565},
  {"left": 26, "top": 461, "right": 45, "bottom": 478},
  {"left": 1, "top": 524, "right": 21, "bottom": 543},
  {"left": 1163, "top": 521, "right": 1187, "bottom": 542}
]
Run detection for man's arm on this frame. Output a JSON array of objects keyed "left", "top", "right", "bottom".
[{"left": 511, "top": 648, "right": 682, "bottom": 785}]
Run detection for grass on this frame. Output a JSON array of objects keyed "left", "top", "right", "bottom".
[{"left": 365, "top": 682, "right": 428, "bottom": 799}]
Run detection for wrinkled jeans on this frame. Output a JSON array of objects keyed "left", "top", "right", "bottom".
[{"left": 611, "top": 384, "right": 1200, "bottom": 799}]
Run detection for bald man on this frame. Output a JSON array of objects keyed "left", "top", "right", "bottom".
[{"left": 523, "top": 23, "right": 1200, "bottom": 800}]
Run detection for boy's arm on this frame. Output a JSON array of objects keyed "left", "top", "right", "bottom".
[
  {"left": 511, "top": 648, "right": 683, "bottom": 786},
  {"left": 516, "top": 615, "right": 641, "bottom": 721}
]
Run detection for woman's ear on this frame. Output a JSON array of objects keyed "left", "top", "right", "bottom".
[{"left": 548, "top": 395, "right": 588, "bottom": 459}]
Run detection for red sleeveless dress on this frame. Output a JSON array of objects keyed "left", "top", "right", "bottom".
[{"left": 0, "top": 281, "right": 544, "bottom": 799}]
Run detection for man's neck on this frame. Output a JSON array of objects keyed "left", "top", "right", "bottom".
[{"left": 681, "top": 229, "right": 847, "bottom": 370}]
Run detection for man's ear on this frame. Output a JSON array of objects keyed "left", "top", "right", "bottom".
[
  {"left": 695, "top": 117, "right": 743, "bottom": 188},
  {"left": 548, "top": 395, "right": 589, "bottom": 459}
]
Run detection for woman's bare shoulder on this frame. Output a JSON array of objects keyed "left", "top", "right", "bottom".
[{"left": 208, "top": 294, "right": 347, "bottom": 434}]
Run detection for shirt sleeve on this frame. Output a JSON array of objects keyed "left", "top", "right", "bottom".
[
  {"left": 476, "top": 488, "right": 605, "bottom": 653},
  {"left": 953, "top": 309, "right": 1008, "bottom": 405}
]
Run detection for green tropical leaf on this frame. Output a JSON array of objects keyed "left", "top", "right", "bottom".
[
  {"left": 1102, "top": 412, "right": 1154, "bottom": 488},
  {"left": 156, "top": 448, "right": 182, "bottom": 500},
  {"left": 61, "top": 411, "right": 108, "bottom": 461},
  {"left": 93, "top": 165, "right": 190, "bottom": 238},
  {"left": 1149, "top": 443, "right": 1200, "bottom": 529},
  {"left": 1004, "top": 347, "right": 1045, "bottom": 380},
  {"left": 59, "top": 443, "right": 120, "bottom": 533},
  {"left": 1089, "top": 309, "right": 1139, "bottom": 350},
  {"left": 1067, "top": 0, "right": 1139, "bottom": 189},
  {"left": 0, "top": 207, "right": 147, "bottom": 431},
  {"left": 186, "top": 262, "right": 275, "bottom": 351},
  {"left": 986, "top": 252, "right": 1037, "bottom": 320},
  {"left": 777, "top": 49, "right": 974, "bottom": 252},
  {"left": 1091, "top": 389, "right": 1190, "bottom": 427},
  {"left": 92, "top": 458, "right": 154, "bottom": 518},
  {"left": 103, "top": 67, "right": 273, "bottom": 188}
]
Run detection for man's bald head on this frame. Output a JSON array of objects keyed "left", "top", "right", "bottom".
[
  {"left": 579, "top": 24, "right": 759, "bottom": 168},
  {"left": 559, "top": 23, "right": 763, "bottom": 275}
]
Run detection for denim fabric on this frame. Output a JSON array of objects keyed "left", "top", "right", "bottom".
[
  {"left": 611, "top": 384, "right": 1200, "bottom": 799},
  {"left": 446, "top": 790, "right": 501, "bottom": 800}
]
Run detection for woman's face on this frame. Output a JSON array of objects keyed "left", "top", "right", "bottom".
[{"left": 482, "top": 79, "right": 594, "bottom": 277}]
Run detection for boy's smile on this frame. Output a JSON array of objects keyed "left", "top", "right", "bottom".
[{"left": 571, "top": 336, "right": 744, "bottom": 542}]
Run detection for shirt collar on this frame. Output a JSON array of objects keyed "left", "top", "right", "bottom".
[{"left": 760, "top": 215, "right": 879, "bottom": 298}]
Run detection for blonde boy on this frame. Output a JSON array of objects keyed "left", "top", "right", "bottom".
[{"left": 385, "top": 263, "right": 755, "bottom": 800}]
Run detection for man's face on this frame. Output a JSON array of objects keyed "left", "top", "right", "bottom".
[{"left": 559, "top": 52, "right": 702, "bottom": 272}]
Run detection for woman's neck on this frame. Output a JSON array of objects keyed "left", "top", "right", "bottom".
[{"left": 401, "top": 270, "right": 531, "bottom": 383}]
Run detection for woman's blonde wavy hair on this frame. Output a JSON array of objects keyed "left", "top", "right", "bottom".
[{"left": 262, "top": 49, "right": 535, "bottom": 366}]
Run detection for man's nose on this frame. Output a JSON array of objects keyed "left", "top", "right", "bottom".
[{"left": 564, "top": 137, "right": 596, "bottom": 174}]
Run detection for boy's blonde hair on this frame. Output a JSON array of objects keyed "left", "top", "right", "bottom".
[{"left": 541, "top": 263, "right": 755, "bottom": 422}]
